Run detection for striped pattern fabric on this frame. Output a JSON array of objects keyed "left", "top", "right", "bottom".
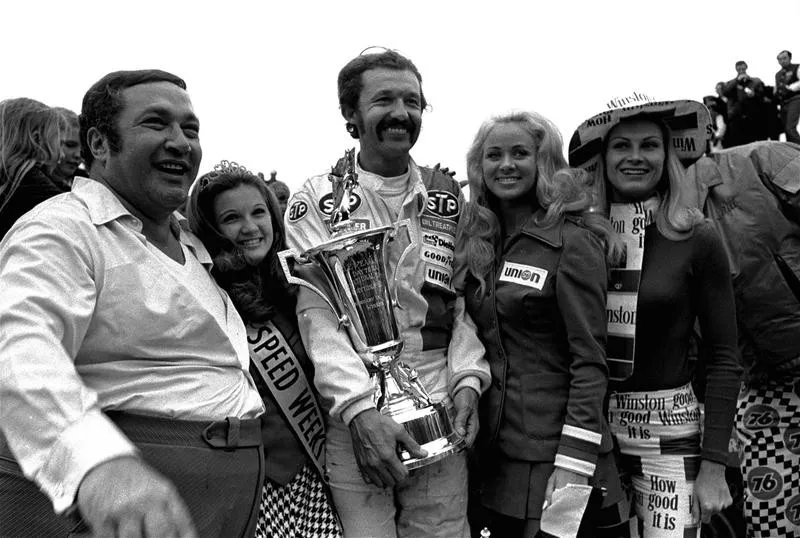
[
  {"left": 556, "top": 424, "right": 603, "bottom": 476},
  {"left": 608, "top": 383, "right": 702, "bottom": 537}
]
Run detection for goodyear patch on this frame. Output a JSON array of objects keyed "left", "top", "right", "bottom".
[
  {"left": 425, "top": 190, "right": 460, "bottom": 218},
  {"left": 318, "top": 192, "right": 362, "bottom": 216},
  {"left": 287, "top": 200, "right": 309, "bottom": 222},
  {"left": 499, "top": 261, "right": 548, "bottom": 291},
  {"left": 421, "top": 244, "right": 454, "bottom": 270}
]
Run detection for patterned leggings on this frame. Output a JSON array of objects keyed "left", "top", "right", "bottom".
[
  {"left": 735, "top": 379, "right": 800, "bottom": 537},
  {"left": 608, "top": 383, "right": 702, "bottom": 538}
]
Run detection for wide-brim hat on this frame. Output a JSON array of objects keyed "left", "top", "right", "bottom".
[{"left": 568, "top": 92, "right": 712, "bottom": 171}]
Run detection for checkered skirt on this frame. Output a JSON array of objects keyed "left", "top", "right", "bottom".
[{"left": 255, "top": 463, "right": 342, "bottom": 538}]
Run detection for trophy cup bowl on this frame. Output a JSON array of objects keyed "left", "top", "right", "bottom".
[{"left": 279, "top": 223, "right": 465, "bottom": 470}]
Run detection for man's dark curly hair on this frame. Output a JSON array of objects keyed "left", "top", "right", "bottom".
[
  {"left": 79, "top": 69, "right": 186, "bottom": 169},
  {"left": 187, "top": 161, "right": 295, "bottom": 322},
  {"left": 337, "top": 49, "right": 427, "bottom": 115}
]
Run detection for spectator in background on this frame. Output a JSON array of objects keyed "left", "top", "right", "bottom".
[
  {"left": 703, "top": 95, "right": 727, "bottom": 152},
  {"left": 775, "top": 50, "right": 800, "bottom": 144},
  {"left": 263, "top": 170, "right": 290, "bottom": 216},
  {"left": 51, "top": 107, "right": 84, "bottom": 189},
  {"left": 722, "top": 61, "right": 766, "bottom": 147},
  {"left": 0, "top": 97, "right": 67, "bottom": 241}
]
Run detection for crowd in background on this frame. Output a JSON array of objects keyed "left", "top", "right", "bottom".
[{"left": 703, "top": 50, "right": 800, "bottom": 152}]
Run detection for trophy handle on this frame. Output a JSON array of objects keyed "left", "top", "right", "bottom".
[
  {"left": 387, "top": 219, "right": 417, "bottom": 310},
  {"left": 278, "top": 248, "right": 350, "bottom": 328}
]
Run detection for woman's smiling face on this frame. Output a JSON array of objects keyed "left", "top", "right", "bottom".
[
  {"left": 604, "top": 119, "right": 666, "bottom": 202},
  {"left": 481, "top": 123, "right": 539, "bottom": 202},
  {"left": 213, "top": 184, "right": 274, "bottom": 265}
]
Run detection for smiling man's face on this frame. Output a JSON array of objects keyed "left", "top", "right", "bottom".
[
  {"left": 345, "top": 68, "right": 422, "bottom": 176},
  {"left": 95, "top": 81, "right": 202, "bottom": 220}
]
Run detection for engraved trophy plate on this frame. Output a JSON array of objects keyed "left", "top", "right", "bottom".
[{"left": 280, "top": 149, "right": 465, "bottom": 469}]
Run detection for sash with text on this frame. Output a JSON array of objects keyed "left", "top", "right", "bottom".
[
  {"left": 247, "top": 321, "right": 327, "bottom": 480},
  {"left": 606, "top": 197, "right": 657, "bottom": 381}
]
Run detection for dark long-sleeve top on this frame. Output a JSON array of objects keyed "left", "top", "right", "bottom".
[
  {"left": 611, "top": 221, "right": 742, "bottom": 464},
  {"left": 465, "top": 212, "right": 613, "bottom": 476},
  {"left": 0, "top": 165, "right": 66, "bottom": 241}
]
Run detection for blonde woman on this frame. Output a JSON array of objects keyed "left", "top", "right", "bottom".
[
  {"left": 0, "top": 98, "right": 66, "bottom": 240},
  {"left": 568, "top": 95, "right": 743, "bottom": 537},
  {"left": 458, "top": 111, "right": 628, "bottom": 537}
]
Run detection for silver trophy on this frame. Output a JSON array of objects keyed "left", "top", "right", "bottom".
[{"left": 279, "top": 149, "right": 465, "bottom": 469}]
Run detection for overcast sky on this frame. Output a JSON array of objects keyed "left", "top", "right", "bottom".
[{"left": 4, "top": 0, "right": 798, "bottom": 193}]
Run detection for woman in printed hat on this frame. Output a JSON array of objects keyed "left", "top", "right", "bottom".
[
  {"left": 457, "top": 111, "right": 630, "bottom": 537},
  {"left": 187, "top": 161, "right": 342, "bottom": 538},
  {"left": 568, "top": 94, "right": 743, "bottom": 537}
]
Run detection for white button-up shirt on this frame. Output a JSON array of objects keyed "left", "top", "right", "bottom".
[{"left": 0, "top": 177, "right": 264, "bottom": 512}]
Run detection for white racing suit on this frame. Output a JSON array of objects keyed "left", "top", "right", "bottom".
[{"left": 284, "top": 157, "right": 490, "bottom": 537}]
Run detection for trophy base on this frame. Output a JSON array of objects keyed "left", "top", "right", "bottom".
[{"left": 391, "top": 401, "right": 466, "bottom": 470}]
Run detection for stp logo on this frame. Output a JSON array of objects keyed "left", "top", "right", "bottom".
[
  {"left": 747, "top": 466, "right": 783, "bottom": 500},
  {"left": 319, "top": 193, "right": 361, "bottom": 216},
  {"left": 426, "top": 191, "right": 459, "bottom": 218},
  {"left": 287, "top": 201, "right": 308, "bottom": 222}
]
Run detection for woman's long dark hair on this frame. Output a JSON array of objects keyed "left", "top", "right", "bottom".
[{"left": 187, "top": 161, "right": 295, "bottom": 323}]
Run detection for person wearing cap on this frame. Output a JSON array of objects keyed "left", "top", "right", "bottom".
[
  {"left": 457, "top": 110, "right": 630, "bottom": 537},
  {"left": 568, "top": 93, "right": 743, "bottom": 537},
  {"left": 690, "top": 141, "right": 800, "bottom": 538},
  {"left": 0, "top": 70, "right": 266, "bottom": 538},
  {"left": 284, "top": 49, "right": 490, "bottom": 537}
]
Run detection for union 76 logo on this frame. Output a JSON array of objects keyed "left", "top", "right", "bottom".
[
  {"left": 742, "top": 404, "right": 780, "bottom": 429},
  {"left": 747, "top": 466, "right": 783, "bottom": 500}
]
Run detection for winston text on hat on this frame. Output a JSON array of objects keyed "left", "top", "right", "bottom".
[{"left": 606, "top": 92, "right": 655, "bottom": 110}]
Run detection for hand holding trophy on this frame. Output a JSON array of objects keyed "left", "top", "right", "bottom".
[{"left": 279, "top": 149, "right": 466, "bottom": 474}]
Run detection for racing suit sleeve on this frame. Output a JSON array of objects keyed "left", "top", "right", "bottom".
[
  {"left": 446, "top": 297, "right": 490, "bottom": 398},
  {"left": 285, "top": 189, "right": 377, "bottom": 425},
  {"left": 553, "top": 226, "right": 609, "bottom": 477}
]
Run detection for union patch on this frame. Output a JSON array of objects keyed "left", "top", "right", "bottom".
[{"left": 499, "top": 261, "right": 548, "bottom": 290}]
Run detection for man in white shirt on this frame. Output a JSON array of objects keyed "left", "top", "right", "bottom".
[{"left": 0, "top": 69, "right": 265, "bottom": 538}]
